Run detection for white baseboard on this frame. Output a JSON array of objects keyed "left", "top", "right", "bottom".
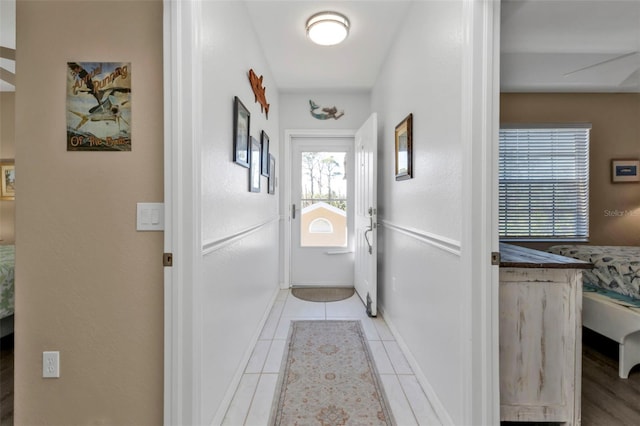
[
  {"left": 210, "top": 285, "right": 282, "bottom": 425},
  {"left": 377, "top": 303, "right": 455, "bottom": 426}
]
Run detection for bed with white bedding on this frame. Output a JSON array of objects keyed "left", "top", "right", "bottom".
[
  {"left": 549, "top": 244, "right": 640, "bottom": 378},
  {"left": 0, "top": 245, "right": 15, "bottom": 338}
]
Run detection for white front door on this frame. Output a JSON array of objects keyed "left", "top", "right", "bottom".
[
  {"left": 354, "top": 114, "right": 378, "bottom": 316},
  {"left": 290, "top": 137, "right": 354, "bottom": 287}
]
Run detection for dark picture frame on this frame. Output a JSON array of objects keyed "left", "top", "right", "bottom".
[
  {"left": 233, "top": 96, "right": 250, "bottom": 168},
  {"left": 611, "top": 159, "right": 640, "bottom": 183},
  {"left": 395, "top": 113, "right": 413, "bottom": 181},
  {"left": 268, "top": 154, "right": 276, "bottom": 195},
  {"left": 261, "top": 130, "right": 270, "bottom": 177},
  {"left": 250, "top": 136, "right": 261, "bottom": 192},
  {"left": 0, "top": 161, "right": 15, "bottom": 200}
]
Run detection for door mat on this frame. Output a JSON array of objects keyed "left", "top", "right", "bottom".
[
  {"left": 270, "top": 320, "right": 395, "bottom": 425},
  {"left": 291, "top": 287, "right": 355, "bottom": 303}
]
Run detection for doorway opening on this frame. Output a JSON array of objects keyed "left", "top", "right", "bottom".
[{"left": 289, "top": 136, "right": 354, "bottom": 288}]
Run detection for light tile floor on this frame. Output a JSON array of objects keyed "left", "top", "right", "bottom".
[{"left": 222, "top": 289, "right": 442, "bottom": 425}]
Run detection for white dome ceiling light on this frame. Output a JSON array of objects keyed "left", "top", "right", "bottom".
[{"left": 306, "top": 11, "right": 350, "bottom": 46}]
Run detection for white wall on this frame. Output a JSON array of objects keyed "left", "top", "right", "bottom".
[
  {"left": 197, "top": 1, "right": 280, "bottom": 423},
  {"left": 279, "top": 91, "right": 371, "bottom": 131},
  {"left": 372, "top": 1, "right": 465, "bottom": 423},
  {"left": 278, "top": 91, "right": 371, "bottom": 284}
]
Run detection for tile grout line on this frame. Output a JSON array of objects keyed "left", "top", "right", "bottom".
[
  {"left": 380, "top": 335, "right": 421, "bottom": 425},
  {"left": 240, "top": 291, "right": 287, "bottom": 426}
]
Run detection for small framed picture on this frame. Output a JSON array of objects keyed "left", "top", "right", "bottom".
[
  {"left": 395, "top": 113, "right": 413, "bottom": 181},
  {"left": 233, "top": 96, "right": 250, "bottom": 168},
  {"left": 611, "top": 159, "right": 640, "bottom": 183},
  {"left": 268, "top": 154, "right": 276, "bottom": 195},
  {"left": 261, "top": 130, "right": 270, "bottom": 177},
  {"left": 249, "top": 136, "right": 261, "bottom": 192},
  {"left": 0, "top": 162, "right": 15, "bottom": 200}
]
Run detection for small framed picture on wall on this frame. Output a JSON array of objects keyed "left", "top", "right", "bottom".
[
  {"left": 611, "top": 159, "right": 640, "bottom": 183},
  {"left": 261, "top": 130, "right": 270, "bottom": 177},
  {"left": 395, "top": 113, "right": 413, "bottom": 181},
  {"left": 233, "top": 96, "right": 251, "bottom": 168},
  {"left": 249, "top": 136, "right": 261, "bottom": 192},
  {"left": 0, "top": 162, "right": 15, "bottom": 200}
]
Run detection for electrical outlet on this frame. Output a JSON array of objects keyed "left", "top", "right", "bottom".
[{"left": 43, "top": 351, "right": 60, "bottom": 378}]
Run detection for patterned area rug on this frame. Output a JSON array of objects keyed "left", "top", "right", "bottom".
[
  {"left": 291, "top": 287, "right": 355, "bottom": 303},
  {"left": 270, "top": 320, "right": 395, "bottom": 425}
]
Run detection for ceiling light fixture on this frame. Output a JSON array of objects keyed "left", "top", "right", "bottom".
[{"left": 306, "top": 11, "right": 350, "bottom": 46}]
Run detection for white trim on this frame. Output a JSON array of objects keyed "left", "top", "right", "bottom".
[
  {"left": 378, "top": 220, "right": 461, "bottom": 256},
  {"left": 210, "top": 286, "right": 282, "bottom": 425},
  {"left": 283, "top": 129, "right": 357, "bottom": 289},
  {"left": 202, "top": 216, "right": 280, "bottom": 255},
  {"left": 308, "top": 217, "right": 335, "bottom": 234},
  {"left": 163, "top": 0, "right": 203, "bottom": 424},
  {"left": 163, "top": 1, "right": 179, "bottom": 423},
  {"left": 302, "top": 201, "right": 347, "bottom": 217},
  {"left": 459, "top": 0, "right": 500, "bottom": 424}
]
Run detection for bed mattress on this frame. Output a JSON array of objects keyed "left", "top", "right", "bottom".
[{"left": 548, "top": 245, "right": 640, "bottom": 301}]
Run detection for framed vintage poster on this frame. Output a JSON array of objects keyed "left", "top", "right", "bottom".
[
  {"left": 261, "top": 130, "right": 270, "bottom": 177},
  {"left": 234, "top": 96, "right": 251, "bottom": 168},
  {"left": 66, "top": 62, "right": 131, "bottom": 151},
  {"left": 250, "top": 136, "right": 261, "bottom": 192},
  {"left": 0, "top": 162, "right": 15, "bottom": 200},
  {"left": 395, "top": 113, "right": 413, "bottom": 181},
  {"left": 612, "top": 159, "right": 640, "bottom": 183}
]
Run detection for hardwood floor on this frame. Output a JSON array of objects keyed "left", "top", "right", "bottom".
[
  {"left": 582, "top": 328, "right": 640, "bottom": 426},
  {"left": 0, "top": 334, "right": 13, "bottom": 426},
  {"left": 0, "top": 328, "right": 637, "bottom": 425},
  {"left": 503, "top": 329, "right": 640, "bottom": 426}
]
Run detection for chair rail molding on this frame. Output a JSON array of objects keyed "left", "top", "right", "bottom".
[{"left": 378, "top": 219, "right": 462, "bottom": 257}]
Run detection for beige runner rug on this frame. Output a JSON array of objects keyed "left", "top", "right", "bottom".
[{"left": 270, "top": 320, "right": 395, "bottom": 425}]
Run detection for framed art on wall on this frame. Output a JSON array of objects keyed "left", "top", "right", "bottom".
[
  {"left": 261, "top": 130, "right": 270, "bottom": 177},
  {"left": 0, "top": 162, "right": 15, "bottom": 200},
  {"left": 612, "top": 159, "right": 640, "bottom": 183},
  {"left": 250, "top": 136, "right": 261, "bottom": 192},
  {"left": 395, "top": 113, "right": 413, "bottom": 181},
  {"left": 233, "top": 96, "right": 251, "bottom": 168},
  {"left": 66, "top": 62, "right": 132, "bottom": 151}
]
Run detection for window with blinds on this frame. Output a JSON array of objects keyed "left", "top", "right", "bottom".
[{"left": 499, "top": 124, "right": 590, "bottom": 241}]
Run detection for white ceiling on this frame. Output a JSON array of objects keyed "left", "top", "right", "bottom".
[
  {"left": 0, "top": 0, "right": 16, "bottom": 92},
  {"left": 500, "top": 0, "right": 640, "bottom": 92},
  {"left": 246, "top": 0, "right": 640, "bottom": 93},
  {"left": 244, "top": 0, "right": 412, "bottom": 91},
  {"left": 2, "top": 1, "right": 639, "bottom": 93}
]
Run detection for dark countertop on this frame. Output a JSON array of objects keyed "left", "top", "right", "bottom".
[{"left": 499, "top": 242, "right": 593, "bottom": 269}]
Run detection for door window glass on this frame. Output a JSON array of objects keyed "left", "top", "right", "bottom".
[{"left": 300, "top": 151, "right": 347, "bottom": 247}]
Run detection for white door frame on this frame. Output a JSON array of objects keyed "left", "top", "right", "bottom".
[
  {"left": 283, "top": 129, "right": 356, "bottom": 289},
  {"left": 163, "top": 0, "right": 501, "bottom": 423},
  {"left": 459, "top": 0, "right": 501, "bottom": 424},
  {"left": 163, "top": 0, "right": 203, "bottom": 424}
]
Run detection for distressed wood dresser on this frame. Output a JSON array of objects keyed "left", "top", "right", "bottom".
[{"left": 499, "top": 243, "right": 592, "bottom": 425}]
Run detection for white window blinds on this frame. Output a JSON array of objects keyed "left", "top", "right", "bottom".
[{"left": 499, "top": 124, "right": 590, "bottom": 241}]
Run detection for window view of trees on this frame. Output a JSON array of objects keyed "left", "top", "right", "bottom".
[{"left": 301, "top": 151, "right": 347, "bottom": 211}]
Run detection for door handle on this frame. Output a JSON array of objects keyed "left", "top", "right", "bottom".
[
  {"left": 364, "top": 227, "right": 373, "bottom": 254},
  {"left": 364, "top": 207, "right": 376, "bottom": 255},
  {"left": 292, "top": 203, "right": 296, "bottom": 219}
]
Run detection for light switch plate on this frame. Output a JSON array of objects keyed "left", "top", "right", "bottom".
[
  {"left": 43, "top": 351, "right": 60, "bottom": 378},
  {"left": 137, "top": 203, "right": 164, "bottom": 231}
]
